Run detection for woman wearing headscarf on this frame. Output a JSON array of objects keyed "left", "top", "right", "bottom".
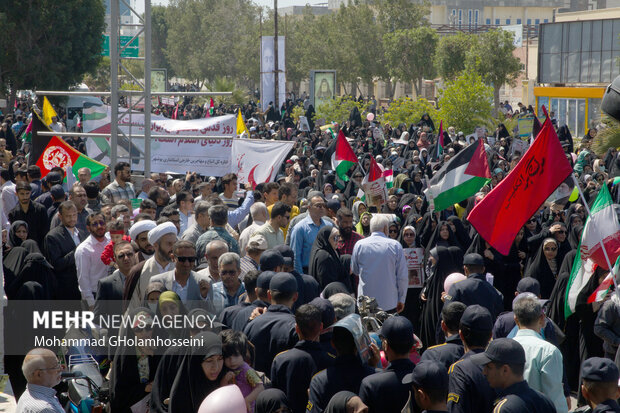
[
  {"left": 156, "top": 291, "right": 188, "bottom": 339},
  {"left": 351, "top": 201, "right": 366, "bottom": 226},
  {"left": 7, "top": 221, "right": 28, "bottom": 248},
  {"left": 309, "top": 227, "right": 352, "bottom": 293},
  {"left": 446, "top": 216, "right": 471, "bottom": 250},
  {"left": 424, "top": 221, "right": 462, "bottom": 264},
  {"left": 418, "top": 113, "right": 435, "bottom": 132},
  {"left": 525, "top": 238, "right": 560, "bottom": 299},
  {"left": 255, "top": 388, "right": 291, "bottom": 413},
  {"left": 566, "top": 215, "right": 584, "bottom": 249},
  {"left": 6, "top": 252, "right": 56, "bottom": 300},
  {"left": 349, "top": 106, "right": 363, "bottom": 129},
  {"left": 419, "top": 246, "right": 461, "bottom": 348},
  {"left": 168, "top": 331, "right": 225, "bottom": 413},
  {"left": 399, "top": 225, "right": 423, "bottom": 332},
  {"left": 305, "top": 105, "right": 315, "bottom": 132},
  {"left": 111, "top": 307, "right": 162, "bottom": 413},
  {"left": 355, "top": 211, "right": 372, "bottom": 237},
  {"left": 557, "top": 125, "right": 574, "bottom": 153},
  {"left": 604, "top": 147, "right": 617, "bottom": 172},
  {"left": 415, "top": 212, "right": 436, "bottom": 250}
]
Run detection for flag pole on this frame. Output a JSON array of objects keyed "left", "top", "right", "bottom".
[{"left": 571, "top": 174, "right": 618, "bottom": 293}]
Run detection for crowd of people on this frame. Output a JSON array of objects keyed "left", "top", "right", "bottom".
[{"left": 2, "top": 95, "right": 620, "bottom": 413}]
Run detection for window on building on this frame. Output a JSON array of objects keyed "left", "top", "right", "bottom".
[
  {"left": 468, "top": 9, "right": 472, "bottom": 28},
  {"left": 527, "top": 19, "right": 532, "bottom": 25},
  {"left": 495, "top": 18, "right": 500, "bottom": 25},
  {"left": 458, "top": 9, "right": 463, "bottom": 27},
  {"left": 544, "top": 19, "right": 549, "bottom": 23},
  {"left": 475, "top": 10, "right": 479, "bottom": 27},
  {"left": 517, "top": 18, "right": 521, "bottom": 24},
  {"left": 451, "top": 9, "right": 456, "bottom": 25},
  {"left": 535, "top": 19, "right": 540, "bottom": 25},
  {"left": 486, "top": 18, "right": 491, "bottom": 25},
  {"left": 506, "top": 19, "right": 511, "bottom": 25}
]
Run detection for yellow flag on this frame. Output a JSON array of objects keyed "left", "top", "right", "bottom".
[
  {"left": 237, "top": 109, "right": 249, "bottom": 137},
  {"left": 42, "top": 97, "right": 58, "bottom": 127}
]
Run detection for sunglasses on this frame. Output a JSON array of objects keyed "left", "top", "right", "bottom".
[
  {"left": 389, "top": 229, "right": 398, "bottom": 233},
  {"left": 544, "top": 247, "right": 557, "bottom": 252},
  {"left": 527, "top": 219, "right": 537, "bottom": 223},
  {"left": 176, "top": 256, "right": 195, "bottom": 263},
  {"left": 117, "top": 252, "right": 134, "bottom": 259}
]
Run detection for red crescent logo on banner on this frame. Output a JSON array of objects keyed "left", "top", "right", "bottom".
[{"left": 248, "top": 165, "right": 259, "bottom": 189}]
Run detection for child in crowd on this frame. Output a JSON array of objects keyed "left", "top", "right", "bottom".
[
  {"left": 101, "top": 218, "right": 130, "bottom": 266},
  {"left": 220, "top": 330, "right": 264, "bottom": 412}
]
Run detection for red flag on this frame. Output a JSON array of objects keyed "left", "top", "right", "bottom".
[
  {"left": 367, "top": 155, "right": 384, "bottom": 182},
  {"left": 172, "top": 103, "right": 179, "bottom": 120},
  {"left": 468, "top": 114, "right": 573, "bottom": 255}
]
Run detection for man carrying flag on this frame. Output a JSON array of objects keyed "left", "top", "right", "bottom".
[
  {"left": 468, "top": 109, "right": 574, "bottom": 255},
  {"left": 35, "top": 136, "right": 106, "bottom": 182},
  {"left": 324, "top": 131, "right": 358, "bottom": 183}
]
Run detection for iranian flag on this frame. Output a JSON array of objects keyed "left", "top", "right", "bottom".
[
  {"left": 436, "top": 120, "right": 444, "bottom": 159},
  {"left": 330, "top": 131, "right": 358, "bottom": 182},
  {"left": 384, "top": 169, "right": 394, "bottom": 189},
  {"left": 36, "top": 136, "right": 107, "bottom": 180},
  {"left": 425, "top": 138, "right": 491, "bottom": 212},
  {"left": 565, "top": 252, "right": 596, "bottom": 318},
  {"left": 579, "top": 184, "right": 620, "bottom": 270},
  {"left": 587, "top": 257, "right": 617, "bottom": 304}
]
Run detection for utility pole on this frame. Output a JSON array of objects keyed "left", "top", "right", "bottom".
[{"left": 274, "top": 0, "right": 278, "bottom": 111}]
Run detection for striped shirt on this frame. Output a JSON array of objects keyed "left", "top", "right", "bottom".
[
  {"left": 16, "top": 384, "right": 64, "bottom": 413},
  {"left": 102, "top": 180, "right": 135, "bottom": 203}
]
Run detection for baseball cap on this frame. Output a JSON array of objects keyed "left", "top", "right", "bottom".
[
  {"left": 269, "top": 272, "right": 298, "bottom": 294},
  {"left": 326, "top": 199, "right": 340, "bottom": 214},
  {"left": 470, "top": 338, "right": 526, "bottom": 366},
  {"left": 260, "top": 250, "right": 285, "bottom": 271},
  {"left": 256, "top": 271, "right": 276, "bottom": 289},
  {"left": 402, "top": 360, "right": 448, "bottom": 390},
  {"left": 581, "top": 357, "right": 620, "bottom": 382},
  {"left": 309, "top": 297, "right": 336, "bottom": 328},
  {"left": 247, "top": 235, "right": 268, "bottom": 251},
  {"left": 272, "top": 245, "right": 295, "bottom": 268},
  {"left": 459, "top": 305, "right": 493, "bottom": 331},
  {"left": 463, "top": 253, "right": 484, "bottom": 266},
  {"left": 517, "top": 277, "right": 541, "bottom": 296},
  {"left": 379, "top": 316, "right": 414, "bottom": 347},
  {"left": 50, "top": 184, "right": 65, "bottom": 200},
  {"left": 45, "top": 171, "right": 63, "bottom": 185}
]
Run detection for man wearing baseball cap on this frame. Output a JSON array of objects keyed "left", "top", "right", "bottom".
[
  {"left": 444, "top": 253, "right": 504, "bottom": 320},
  {"left": 447, "top": 305, "right": 495, "bottom": 413},
  {"left": 402, "top": 360, "right": 449, "bottom": 412},
  {"left": 359, "top": 316, "right": 415, "bottom": 412},
  {"left": 580, "top": 357, "right": 620, "bottom": 412},
  {"left": 471, "top": 338, "right": 556, "bottom": 412}
]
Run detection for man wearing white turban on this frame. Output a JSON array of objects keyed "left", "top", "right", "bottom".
[
  {"left": 127, "top": 221, "right": 178, "bottom": 310},
  {"left": 129, "top": 219, "right": 157, "bottom": 262}
]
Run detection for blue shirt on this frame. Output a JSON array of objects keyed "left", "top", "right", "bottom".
[
  {"left": 16, "top": 383, "right": 65, "bottom": 413},
  {"left": 289, "top": 215, "right": 331, "bottom": 273},
  {"left": 228, "top": 191, "right": 254, "bottom": 228},
  {"left": 351, "top": 232, "right": 408, "bottom": 311},
  {"left": 212, "top": 281, "right": 246, "bottom": 314}
]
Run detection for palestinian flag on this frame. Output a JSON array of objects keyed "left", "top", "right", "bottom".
[
  {"left": 36, "top": 135, "right": 106, "bottom": 180},
  {"left": 436, "top": 120, "right": 444, "bottom": 159},
  {"left": 565, "top": 251, "right": 596, "bottom": 318},
  {"left": 21, "top": 120, "right": 32, "bottom": 143},
  {"left": 326, "top": 131, "right": 358, "bottom": 182},
  {"left": 425, "top": 138, "right": 491, "bottom": 212}
]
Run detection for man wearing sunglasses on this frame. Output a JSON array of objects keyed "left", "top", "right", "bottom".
[
  {"left": 16, "top": 348, "right": 64, "bottom": 413},
  {"left": 150, "top": 240, "right": 215, "bottom": 313}
]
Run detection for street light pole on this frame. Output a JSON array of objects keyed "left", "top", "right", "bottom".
[{"left": 274, "top": 0, "right": 278, "bottom": 111}]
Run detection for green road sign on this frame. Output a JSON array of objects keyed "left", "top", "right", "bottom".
[{"left": 101, "top": 35, "right": 140, "bottom": 58}]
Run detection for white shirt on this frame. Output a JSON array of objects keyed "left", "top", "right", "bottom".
[
  {"left": 65, "top": 226, "right": 81, "bottom": 246},
  {"left": 238, "top": 221, "right": 265, "bottom": 257},
  {"left": 172, "top": 278, "right": 189, "bottom": 302},
  {"left": 1, "top": 180, "right": 17, "bottom": 215},
  {"left": 75, "top": 233, "right": 111, "bottom": 307}
]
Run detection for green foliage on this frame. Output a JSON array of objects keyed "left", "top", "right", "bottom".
[
  {"left": 291, "top": 104, "right": 305, "bottom": 123},
  {"left": 435, "top": 32, "right": 476, "bottom": 81},
  {"left": 205, "top": 77, "right": 247, "bottom": 105},
  {"left": 151, "top": 5, "right": 173, "bottom": 78},
  {"left": 314, "top": 96, "right": 369, "bottom": 125},
  {"left": 0, "top": 0, "right": 105, "bottom": 95},
  {"left": 438, "top": 72, "right": 493, "bottom": 134},
  {"left": 465, "top": 29, "right": 521, "bottom": 113},
  {"left": 593, "top": 117, "right": 620, "bottom": 156},
  {"left": 474, "top": 112, "right": 519, "bottom": 138},
  {"left": 376, "top": 0, "right": 430, "bottom": 32},
  {"left": 384, "top": 27, "right": 438, "bottom": 96},
  {"left": 83, "top": 57, "right": 111, "bottom": 92},
  {"left": 381, "top": 97, "right": 437, "bottom": 127}
]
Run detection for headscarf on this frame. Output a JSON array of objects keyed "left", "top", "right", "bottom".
[
  {"left": 351, "top": 201, "right": 366, "bottom": 224},
  {"left": 525, "top": 238, "right": 559, "bottom": 299},
  {"left": 325, "top": 391, "right": 358, "bottom": 413},
  {"left": 446, "top": 216, "right": 471, "bottom": 249},
  {"left": 355, "top": 211, "right": 372, "bottom": 237},
  {"left": 309, "top": 227, "right": 351, "bottom": 292},
  {"left": 321, "top": 282, "right": 351, "bottom": 300},
  {"left": 419, "top": 246, "right": 462, "bottom": 348},
  {"left": 8, "top": 220, "right": 27, "bottom": 248},
  {"left": 168, "top": 332, "right": 224, "bottom": 413},
  {"left": 255, "top": 388, "right": 290, "bottom": 413},
  {"left": 399, "top": 225, "right": 417, "bottom": 248}
]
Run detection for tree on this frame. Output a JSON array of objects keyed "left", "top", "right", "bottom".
[
  {"left": 83, "top": 57, "right": 111, "bottom": 92},
  {"left": 381, "top": 97, "right": 437, "bottom": 127},
  {"left": 0, "top": 0, "right": 105, "bottom": 110},
  {"left": 151, "top": 5, "right": 173, "bottom": 78},
  {"left": 465, "top": 29, "right": 521, "bottom": 115},
  {"left": 314, "top": 96, "right": 369, "bottom": 125},
  {"left": 434, "top": 32, "right": 476, "bottom": 81},
  {"left": 376, "top": 0, "right": 430, "bottom": 32},
  {"left": 384, "top": 27, "right": 438, "bottom": 96},
  {"left": 437, "top": 71, "right": 493, "bottom": 134}
]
